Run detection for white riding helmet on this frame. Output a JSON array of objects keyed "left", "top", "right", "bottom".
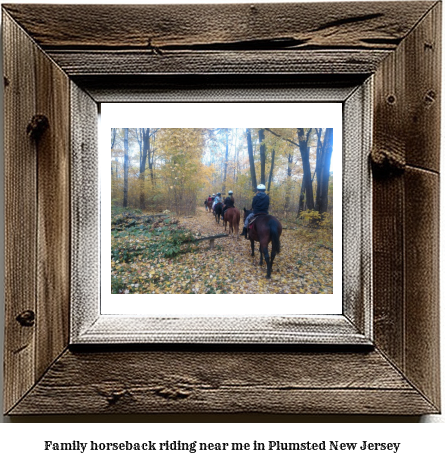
[
  {"left": 257, "top": 184, "right": 266, "bottom": 190},
  {"left": 228, "top": 190, "right": 233, "bottom": 194}
]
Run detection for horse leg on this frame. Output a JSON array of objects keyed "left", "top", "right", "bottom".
[
  {"left": 270, "top": 247, "right": 276, "bottom": 274},
  {"left": 263, "top": 244, "right": 271, "bottom": 278},
  {"left": 250, "top": 239, "right": 255, "bottom": 257},
  {"left": 259, "top": 245, "right": 263, "bottom": 266}
]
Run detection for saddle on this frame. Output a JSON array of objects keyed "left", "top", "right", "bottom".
[{"left": 248, "top": 212, "right": 267, "bottom": 225}]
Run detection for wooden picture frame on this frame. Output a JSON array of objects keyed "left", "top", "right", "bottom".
[{"left": 2, "top": 2, "right": 440, "bottom": 415}]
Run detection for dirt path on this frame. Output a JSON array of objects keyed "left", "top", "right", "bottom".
[{"left": 174, "top": 207, "right": 333, "bottom": 294}]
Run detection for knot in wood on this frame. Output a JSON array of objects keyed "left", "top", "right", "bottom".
[
  {"left": 154, "top": 386, "right": 191, "bottom": 400},
  {"left": 16, "top": 310, "right": 35, "bottom": 327},
  {"left": 370, "top": 148, "right": 405, "bottom": 177},
  {"left": 27, "top": 115, "right": 49, "bottom": 141}
]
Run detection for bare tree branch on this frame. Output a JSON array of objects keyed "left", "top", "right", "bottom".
[{"left": 264, "top": 128, "right": 299, "bottom": 147}]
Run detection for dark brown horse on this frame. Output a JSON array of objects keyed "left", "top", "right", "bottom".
[
  {"left": 223, "top": 207, "right": 240, "bottom": 239},
  {"left": 243, "top": 208, "right": 282, "bottom": 278},
  {"left": 214, "top": 203, "right": 223, "bottom": 224}
]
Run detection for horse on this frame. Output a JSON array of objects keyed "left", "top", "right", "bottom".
[
  {"left": 243, "top": 208, "right": 282, "bottom": 279},
  {"left": 205, "top": 199, "right": 213, "bottom": 212},
  {"left": 214, "top": 203, "right": 223, "bottom": 224},
  {"left": 223, "top": 207, "right": 240, "bottom": 239}
]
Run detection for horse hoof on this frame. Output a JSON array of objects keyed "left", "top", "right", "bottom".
[{"left": 266, "top": 275, "right": 271, "bottom": 279}]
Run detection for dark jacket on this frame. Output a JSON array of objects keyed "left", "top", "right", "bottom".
[
  {"left": 252, "top": 192, "right": 269, "bottom": 214},
  {"left": 224, "top": 195, "right": 235, "bottom": 207}
]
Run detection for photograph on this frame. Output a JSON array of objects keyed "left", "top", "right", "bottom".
[{"left": 110, "top": 127, "right": 334, "bottom": 295}]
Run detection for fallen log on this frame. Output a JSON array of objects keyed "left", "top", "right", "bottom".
[{"left": 192, "top": 234, "right": 228, "bottom": 249}]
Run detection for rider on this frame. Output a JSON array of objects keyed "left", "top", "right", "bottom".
[
  {"left": 212, "top": 192, "right": 222, "bottom": 211},
  {"left": 241, "top": 184, "right": 269, "bottom": 238},
  {"left": 205, "top": 194, "right": 213, "bottom": 211},
  {"left": 222, "top": 190, "right": 235, "bottom": 220}
]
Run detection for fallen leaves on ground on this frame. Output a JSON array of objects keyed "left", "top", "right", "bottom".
[{"left": 111, "top": 207, "right": 333, "bottom": 294}]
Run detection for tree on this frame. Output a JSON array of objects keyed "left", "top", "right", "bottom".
[
  {"left": 258, "top": 128, "right": 266, "bottom": 185},
  {"left": 222, "top": 128, "right": 229, "bottom": 193},
  {"left": 315, "top": 128, "right": 333, "bottom": 214},
  {"left": 267, "top": 149, "right": 275, "bottom": 193},
  {"left": 297, "top": 128, "right": 314, "bottom": 211},
  {"left": 123, "top": 128, "right": 129, "bottom": 208},
  {"left": 246, "top": 128, "right": 257, "bottom": 192},
  {"left": 284, "top": 152, "right": 293, "bottom": 212},
  {"left": 136, "top": 128, "right": 150, "bottom": 210}
]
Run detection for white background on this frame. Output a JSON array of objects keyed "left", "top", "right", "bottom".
[
  {"left": 102, "top": 103, "right": 342, "bottom": 315},
  {"left": 0, "top": 1, "right": 444, "bottom": 462}
]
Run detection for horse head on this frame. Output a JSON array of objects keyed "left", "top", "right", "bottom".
[{"left": 243, "top": 207, "right": 252, "bottom": 221}]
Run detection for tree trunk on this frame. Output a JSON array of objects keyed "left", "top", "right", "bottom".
[
  {"left": 139, "top": 128, "right": 150, "bottom": 210},
  {"left": 284, "top": 153, "right": 293, "bottom": 211},
  {"left": 233, "top": 128, "right": 239, "bottom": 183},
  {"left": 222, "top": 128, "right": 229, "bottom": 193},
  {"left": 297, "top": 128, "right": 314, "bottom": 211},
  {"left": 314, "top": 128, "right": 324, "bottom": 211},
  {"left": 267, "top": 149, "right": 275, "bottom": 192},
  {"left": 258, "top": 128, "right": 266, "bottom": 185},
  {"left": 111, "top": 128, "right": 117, "bottom": 179},
  {"left": 123, "top": 128, "right": 129, "bottom": 208},
  {"left": 246, "top": 128, "right": 257, "bottom": 192},
  {"left": 317, "top": 128, "right": 333, "bottom": 214},
  {"left": 297, "top": 184, "right": 305, "bottom": 218},
  {"left": 149, "top": 131, "right": 156, "bottom": 185}
]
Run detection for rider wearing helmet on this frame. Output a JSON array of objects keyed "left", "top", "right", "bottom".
[
  {"left": 212, "top": 192, "right": 222, "bottom": 210},
  {"left": 222, "top": 190, "right": 235, "bottom": 219},
  {"left": 241, "top": 184, "right": 269, "bottom": 238}
]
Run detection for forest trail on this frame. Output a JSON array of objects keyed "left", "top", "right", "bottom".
[
  {"left": 111, "top": 127, "right": 334, "bottom": 295},
  {"left": 139, "top": 206, "right": 333, "bottom": 294},
  {"left": 180, "top": 207, "right": 332, "bottom": 294}
]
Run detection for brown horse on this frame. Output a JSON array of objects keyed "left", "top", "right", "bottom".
[
  {"left": 223, "top": 207, "right": 240, "bottom": 239},
  {"left": 205, "top": 199, "right": 213, "bottom": 212},
  {"left": 243, "top": 208, "right": 282, "bottom": 278}
]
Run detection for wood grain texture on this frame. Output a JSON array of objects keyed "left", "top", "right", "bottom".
[
  {"left": 47, "top": 50, "right": 390, "bottom": 76},
  {"left": 35, "top": 37, "right": 71, "bottom": 381},
  {"left": 8, "top": 349, "right": 437, "bottom": 415},
  {"left": 372, "top": 3, "right": 441, "bottom": 411},
  {"left": 70, "top": 83, "right": 99, "bottom": 339},
  {"left": 74, "top": 316, "right": 370, "bottom": 345},
  {"left": 372, "top": 175, "right": 405, "bottom": 369},
  {"left": 2, "top": 2, "right": 435, "bottom": 50},
  {"left": 404, "top": 168, "right": 440, "bottom": 408},
  {"left": 3, "top": 12, "right": 37, "bottom": 414},
  {"left": 342, "top": 81, "right": 372, "bottom": 336},
  {"left": 77, "top": 75, "right": 364, "bottom": 103},
  {"left": 404, "top": 2, "right": 441, "bottom": 172}
]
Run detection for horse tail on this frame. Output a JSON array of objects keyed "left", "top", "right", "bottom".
[
  {"left": 269, "top": 218, "right": 280, "bottom": 255},
  {"left": 234, "top": 209, "right": 240, "bottom": 236}
]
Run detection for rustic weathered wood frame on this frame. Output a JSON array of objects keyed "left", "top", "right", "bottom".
[
  {"left": 72, "top": 84, "right": 372, "bottom": 345},
  {"left": 3, "top": 2, "right": 440, "bottom": 415}
]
